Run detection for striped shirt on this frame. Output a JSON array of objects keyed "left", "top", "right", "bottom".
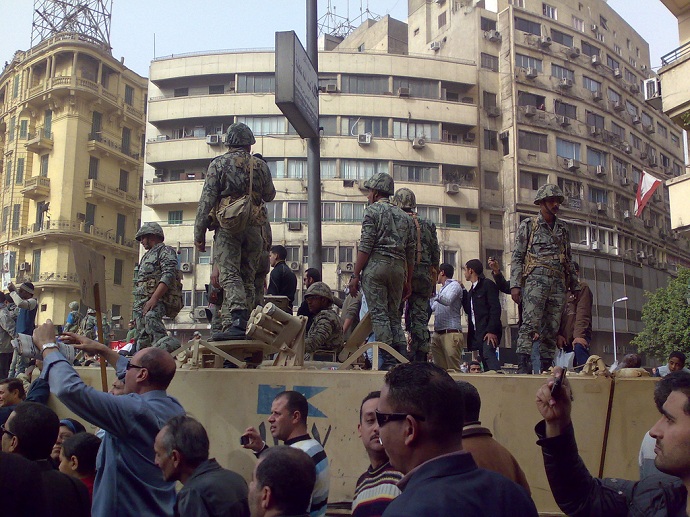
[
  {"left": 352, "top": 461, "right": 403, "bottom": 517},
  {"left": 286, "top": 434, "right": 330, "bottom": 517},
  {"left": 431, "top": 279, "right": 465, "bottom": 331}
]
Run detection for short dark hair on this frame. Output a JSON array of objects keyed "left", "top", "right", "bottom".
[
  {"left": 139, "top": 348, "right": 176, "bottom": 389},
  {"left": 61, "top": 432, "right": 101, "bottom": 476},
  {"left": 469, "top": 360, "right": 481, "bottom": 368},
  {"left": 669, "top": 351, "right": 687, "bottom": 366},
  {"left": 0, "top": 378, "right": 25, "bottom": 400},
  {"left": 359, "top": 391, "right": 381, "bottom": 422},
  {"left": 465, "top": 259, "right": 483, "bottom": 276},
  {"left": 656, "top": 371, "right": 690, "bottom": 415},
  {"left": 621, "top": 354, "right": 642, "bottom": 368},
  {"left": 439, "top": 263, "right": 454, "bottom": 279},
  {"left": 256, "top": 446, "right": 315, "bottom": 515},
  {"left": 305, "top": 268, "right": 321, "bottom": 282},
  {"left": 275, "top": 391, "right": 308, "bottom": 424},
  {"left": 270, "top": 245, "right": 287, "bottom": 260},
  {"left": 456, "top": 381, "right": 481, "bottom": 423},
  {"left": 9, "top": 402, "right": 59, "bottom": 461},
  {"left": 384, "top": 363, "right": 464, "bottom": 442},
  {"left": 161, "top": 415, "right": 210, "bottom": 468}
]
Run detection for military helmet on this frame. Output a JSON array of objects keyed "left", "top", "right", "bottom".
[
  {"left": 363, "top": 172, "right": 395, "bottom": 197},
  {"left": 534, "top": 183, "right": 565, "bottom": 205},
  {"left": 135, "top": 222, "right": 165, "bottom": 242},
  {"left": 225, "top": 122, "right": 256, "bottom": 147},
  {"left": 304, "top": 281, "right": 333, "bottom": 302},
  {"left": 392, "top": 188, "right": 417, "bottom": 211},
  {"left": 87, "top": 308, "right": 96, "bottom": 315},
  {"left": 68, "top": 301, "right": 79, "bottom": 310}
]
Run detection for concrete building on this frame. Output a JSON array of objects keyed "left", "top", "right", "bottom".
[
  {"left": 144, "top": 0, "right": 688, "bottom": 361},
  {"left": 0, "top": 33, "right": 147, "bottom": 326}
]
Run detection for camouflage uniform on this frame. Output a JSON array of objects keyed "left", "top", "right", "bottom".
[
  {"left": 393, "top": 188, "right": 440, "bottom": 362},
  {"left": 79, "top": 310, "right": 98, "bottom": 340},
  {"left": 194, "top": 123, "right": 275, "bottom": 339},
  {"left": 358, "top": 174, "right": 415, "bottom": 360},
  {"left": 63, "top": 301, "right": 81, "bottom": 333},
  {"left": 303, "top": 282, "right": 344, "bottom": 354},
  {"left": 254, "top": 217, "right": 272, "bottom": 308},
  {"left": 133, "top": 223, "right": 180, "bottom": 352},
  {"left": 510, "top": 185, "right": 577, "bottom": 366}
]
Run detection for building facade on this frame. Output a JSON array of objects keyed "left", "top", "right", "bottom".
[
  {"left": 0, "top": 32, "right": 147, "bottom": 326},
  {"left": 144, "top": 0, "right": 688, "bottom": 360}
]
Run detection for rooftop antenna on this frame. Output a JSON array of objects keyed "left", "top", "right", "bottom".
[
  {"left": 318, "top": 0, "right": 382, "bottom": 38},
  {"left": 31, "top": 0, "right": 113, "bottom": 50}
]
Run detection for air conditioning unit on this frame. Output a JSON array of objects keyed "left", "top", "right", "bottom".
[
  {"left": 630, "top": 84, "right": 640, "bottom": 94},
  {"left": 325, "top": 83, "right": 338, "bottom": 93},
  {"left": 613, "top": 68, "right": 623, "bottom": 79},
  {"left": 590, "top": 126, "right": 602, "bottom": 137},
  {"left": 620, "top": 177, "right": 630, "bottom": 186},
  {"left": 524, "top": 105, "right": 537, "bottom": 117},
  {"left": 632, "top": 116, "right": 641, "bottom": 125},
  {"left": 640, "top": 151, "right": 648, "bottom": 159},
  {"left": 499, "top": 130, "right": 510, "bottom": 140},
  {"left": 623, "top": 209, "right": 631, "bottom": 220},
  {"left": 156, "top": 134, "right": 168, "bottom": 141},
  {"left": 566, "top": 159, "right": 580, "bottom": 171},
  {"left": 591, "top": 54, "right": 600, "bottom": 66},
  {"left": 463, "top": 132, "right": 476, "bottom": 142},
  {"left": 288, "top": 221, "right": 302, "bottom": 231},
  {"left": 568, "top": 47, "right": 581, "bottom": 58},
  {"left": 644, "top": 78, "right": 662, "bottom": 109},
  {"left": 539, "top": 36, "right": 552, "bottom": 48},
  {"left": 591, "top": 240, "right": 601, "bottom": 251},
  {"left": 430, "top": 41, "right": 441, "bottom": 51},
  {"left": 18, "top": 262, "right": 30, "bottom": 272},
  {"left": 339, "top": 262, "right": 354, "bottom": 273},
  {"left": 644, "top": 124, "right": 656, "bottom": 135},
  {"left": 180, "top": 262, "right": 193, "bottom": 273},
  {"left": 358, "top": 133, "right": 372, "bottom": 145},
  {"left": 193, "top": 307, "right": 207, "bottom": 319},
  {"left": 486, "top": 106, "right": 501, "bottom": 117},
  {"left": 591, "top": 23, "right": 598, "bottom": 32},
  {"left": 648, "top": 157, "right": 658, "bottom": 167},
  {"left": 596, "top": 202, "right": 607, "bottom": 212},
  {"left": 623, "top": 143, "right": 632, "bottom": 154},
  {"left": 289, "top": 261, "right": 301, "bottom": 271},
  {"left": 154, "top": 169, "right": 165, "bottom": 177},
  {"left": 610, "top": 101, "right": 624, "bottom": 112},
  {"left": 644, "top": 220, "right": 653, "bottom": 229},
  {"left": 445, "top": 183, "right": 460, "bottom": 194},
  {"left": 592, "top": 90, "right": 603, "bottom": 102},
  {"left": 558, "top": 115, "right": 571, "bottom": 127},
  {"left": 412, "top": 137, "right": 426, "bottom": 149},
  {"left": 637, "top": 251, "right": 646, "bottom": 259},
  {"left": 594, "top": 165, "right": 606, "bottom": 177},
  {"left": 487, "top": 30, "right": 502, "bottom": 42},
  {"left": 206, "top": 134, "right": 222, "bottom": 145},
  {"left": 559, "top": 78, "right": 573, "bottom": 89},
  {"left": 525, "top": 67, "right": 538, "bottom": 79},
  {"left": 397, "top": 87, "right": 410, "bottom": 97}
]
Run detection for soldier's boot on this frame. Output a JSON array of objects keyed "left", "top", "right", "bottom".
[
  {"left": 212, "top": 310, "right": 249, "bottom": 341},
  {"left": 540, "top": 357, "right": 553, "bottom": 374},
  {"left": 516, "top": 353, "right": 532, "bottom": 374}
]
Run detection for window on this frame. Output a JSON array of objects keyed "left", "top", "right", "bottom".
[
  {"left": 340, "top": 75, "right": 389, "bottom": 95},
  {"left": 583, "top": 76, "right": 602, "bottom": 93},
  {"left": 181, "top": 291, "right": 192, "bottom": 307},
  {"left": 607, "top": 55, "right": 619, "bottom": 70},
  {"left": 661, "top": 153, "right": 671, "bottom": 169},
  {"left": 40, "top": 155, "right": 49, "bottom": 177},
  {"left": 515, "top": 54, "right": 542, "bottom": 71},
  {"left": 11, "top": 204, "right": 20, "bottom": 231},
  {"left": 178, "top": 248, "right": 193, "bottom": 263},
  {"left": 12, "top": 76, "right": 19, "bottom": 98},
  {"left": 116, "top": 213, "right": 126, "bottom": 242},
  {"left": 322, "top": 247, "right": 336, "bottom": 263},
  {"left": 481, "top": 17, "right": 497, "bottom": 31},
  {"left": 322, "top": 202, "right": 336, "bottom": 221},
  {"left": 237, "top": 74, "right": 275, "bottom": 93},
  {"left": 8, "top": 117, "right": 15, "bottom": 141},
  {"left": 32, "top": 249, "right": 41, "bottom": 279},
  {"left": 1, "top": 207, "right": 7, "bottom": 231},
  {"left": 319, "top": 116, "right": 337, "bottom": 136},
  {"left": 657, "top": 123, "right": 667, "bottom": 138},
  {"left": 518, "top": 91, "right": 546, "bottom": 109},
  {"left": 484, "top": 130, "right": 498, "bottom": 151},
  {"left": 572, "top": 16, "right": 585, "bottom": 32},
  {"left": 392, "top": 163, "right": 439, "bottom": 183},
  {"left": 554, "top": 100, "right": 576, "bottom": 118},
  {"left": 608, "top": 89, "right": 621, "bottom": 104},
  {"left": 125, "top": 85, "right": 134, "bottom": 106},
  {"left": 339, "top": 247, "right": 354, "bottom": 263},
  {"left": 481, "top": 53, "right": 499, "bottom": 72},
  {"left": 209, "top": 85, "right": 225, "bottom": 95},
  {"left": 587, "top": 147, "right": 606, "bottom": 166},
  {"left": 626, "top": 101, "right": 638, "bottom": 117},
  {"left": 417, "top": 206, "right": 440, "bottom": 223},
  {"left": 613, "top": 157, "right": 628, "bottom": 178},
  {"left": 581, "top": 41, "right": 600, "bottom": 57},
  {"left": 611, "top": 122, "right": 625, "bottom": 140},
  {"left": 518, "top": 131, "right": 548, "bottom": 153},
  {"left": 287, "top": 159, "right": 307, "bottom": 179},
  {"left": 551, "top": 29, "right": 573, "bottom": 47},
  {"left": 121, "top": 127, "right": 131, "bottom": 156},
  {"left": 287, "top": 202, "right": 308, "bottom": 221},
  {"left": 393, "top": 120, "right": 439, "bottom": 141},
  {"left": 119, "top": 169, "right": 129, "bottom": 192},
  {"left": 4, "top": 160, "right": 11, "bottom": 187},
  {"left": 520, "top": 171, "right": 548, "bottom": 190},
  {"left": 614, "top": 44, "right": 622, "bottom": 56},
  {"left": 341, "top": 202, "right": 366, "bottom": 222},
  {"left": 515, "top": 17, "right": 541, "bottom": 35},
  {"left": 168, "top": 210, "right": 183, "bottom": 224},
  {"left": 671, "top": 133, "right": 680, "bottom": 147},
  {"left": 641, "top": 112, "right": 653, "bottom": 127},
  {"left": 558, "top": 178, "right": 583, "bottom": 199},
  {"left": 173, "top": 87, "right": 188, "bottom": 97},
  {"left": 630, "top": 132, "right": 641, "bottom": 150},
  {"left": 195, "top": 291, "right": 209, "bottom": 308},
  {"left": 15, "top": 158, "right": 24, "bottom": 185},
  {"left": 340, "top": 160, "right": 388, "bottom": 180},
  {"left": 589, "top": 187, "right": 608, "bottom": 204},
  {"left": 19, "top": 120, "right": 27, "bottom": 139},
  {"left": 236, "top": 116, "right": 294, "bottom": 136},
  {"left": 438, "top": 11, "right": 447, "bottom": 28},
  {"left": 266, "top": 160, "right": 285, "bottom": 179},
  {"left": 112, "top": 305, "right": 121, "bottom": 318},
  {"left": 484, "top": 171, "right": 500, "bottom": 190},
  {"left": 596, "top": 32, "right": 605, "bottom": 43},
  {"left": 556, "top": 138, "right": 580, "bottom": 159},
  {"left": 114, "top": 259, "right": 123, "bottom": 285},
  {"left": 266, "top": 201, "right": 283, "bottom": 222},
  {"left": 489, "top": 214, "right": 503, "bottom": 229},
  {"left": 551, "top": 64, "right": 574, "bottom": 81},
  {"left": 88, "top": 157, "right": 99, "bottom": 180},
  {"left": 198, "top": 250, "right": 211, "bottom": 265},
  {"left": 443, "top": 250, "right": 457, "bottom": 267},
  {"left": 341, "top": 117, "right": 388, "bottom": 138},
  {"left": 673, "top": 163, "right": 683, "bottom": 176},
  {"left": 483, "top": 91, "right": 497, "bottom": 108},
  {"left": 393, "top": 78, "right": 439, "bottom": 100},
  {"left": 624, "top": 69, "right": 636, "bottom": 83},
  {"left": 599, "top": 15, "right": 608, "bottom": 30},
  {"left": 358, "top": 44, "right": 365, "bottom": 53},
  {"left": 321, "top": 160, "right": 337, "bottom": 179},
  {"left": 586, "top": 111, "right": 604, "bottom": 129},
  {"left": 542, "top": 3, "right": 557, "bottom": 19}
]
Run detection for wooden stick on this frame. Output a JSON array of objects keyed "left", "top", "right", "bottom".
[{"left": 93, "top": 283, "right": 108, "bottom": 392}]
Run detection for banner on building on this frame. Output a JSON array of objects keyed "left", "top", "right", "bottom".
[
  {"left": 1, "top": 252, "right": 11, "bottom": 291},
  {"left": 634, "top": 170, "right": 662, "bottom": 217}
]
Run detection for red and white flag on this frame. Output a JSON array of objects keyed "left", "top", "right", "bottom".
[{"left": 634, "top": 170, "right": 662, "bottom": 217}]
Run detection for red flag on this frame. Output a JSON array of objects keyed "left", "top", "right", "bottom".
[{"left": 634, "top": 170, "right": 662, "bottom": 217}]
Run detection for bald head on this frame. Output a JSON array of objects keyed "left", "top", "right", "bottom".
[{"left": 136, "top": 348, "right": 176, "bottom": 390}]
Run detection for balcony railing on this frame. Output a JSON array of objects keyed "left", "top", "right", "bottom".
[
  {"left": 84, "top": 179, "right": 138, "bottom": 205},
  {"left": 35, "top": 271, "right": 80, "bottom": 286},
  {"left": 661, "top": 40, "right": 690, "bottom": 66},
  {"left": 87, "top": 133, "right": 140, "bottom": 161},
  {"left": 8, "top": 219, "right": 137, "bottom": 250}
]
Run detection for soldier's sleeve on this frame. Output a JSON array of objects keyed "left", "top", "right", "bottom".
[
  {"left": 304, "top": 313, "right": 334, "bottom": 351},
  {"left": 358, "top": 206, "right": 377, "bottom": 255},
  {"left": 429, "top": 222, "right": 440, "bottom": 269},
  {"left": 405, "top": 216, "right": 415, "bottom": 266},
  {"left": 158, "top": 246, "right": 179, "bottom": 288},
  {"left": 259, "top": 162, "right": 276, "bottom": 203},
  {"left": 194, "top": 159, "right": 221, "bottom": 243},
  {"left": 510, "top": 219, "right": 530, "bottom": 287}
]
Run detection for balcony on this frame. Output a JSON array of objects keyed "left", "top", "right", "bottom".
[
  {"left": 144, "top": 179, "right": 204, "bottom": 207},
  {"left": 34, "top": 271, "right": 80, "bottom": 291},
  {"left": 84, "top": 179, "right": 140, "bottom": 210},
  {"left": 87, "top": 133, "right": 141, "bottom": 166},
  {"left": 25, "top": 128, "right": 54, "bottom": 153},
  {"left": 20, "top": 176, "right": 51, "bottom": 199}
]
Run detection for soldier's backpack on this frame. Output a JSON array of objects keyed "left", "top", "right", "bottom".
[
  {"left": 162, "top": 269, "right": 184, "bottom": 319},
  {"left": 214, "top": 157, "right": 256, "bottom": 234}
]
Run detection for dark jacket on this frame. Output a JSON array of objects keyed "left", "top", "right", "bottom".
[
  {"left": 0, "top": 452, "right": 48, "bottom": 516},
  {"left": 37, "top": 459, "right": 91, "bottom": 517},
  {"left": 557, "top": 281, "right": 593, "bottom": 345},
  {"left": 536, "top": 421, "right": 687, "bottom": 516},
  {"left": 492, "top": 270, "right": 523, "bottom": 327},
  {"left": 462, "top": 277, "right": 502, "bottom": 352},
  {"left": 175, "top": 459, "right": 249, "bottom": 517},
  {"left": 382, "top": 451, "right": 537, "bottom": 517},
  {"left": 267, "top": 261, "right": 297, "bottom": 307}
]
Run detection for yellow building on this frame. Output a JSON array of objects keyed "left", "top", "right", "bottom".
[
  {"left": 144, "top": 0, "right": 688, "bottom": 361},
  {"left": 0, "top": 32, "right": 147, "bottom": 326}
]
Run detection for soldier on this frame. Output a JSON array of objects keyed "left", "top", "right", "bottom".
[
  {"left": 392, "top": 188, "right": 440, "bottom": 362},
  {"left": 133, "top": 222, "right": 182, "bottom": 352},
  {"left": 78, "top": 308, "right": 98, "bottom": 341},
  {"left": 510, "top": 184, "right": 578, "bottom": 373},
  {"left": 348, "top": 173, "right": 415, "bottom": 369},
  {"left": 303, "top": 282, "right": 344, "bottom": 356},
  {"left": 63, "top": 301, "right": 81, "bottom": 334},
  {"left": 194, "top": 123, "right": 276, "bottom": 340},
  {"left": 125, "top": 319, "right": 138, "bottom": 343},
  {"left": 253, "top": 153, "right": 273, "bottom": 309}
]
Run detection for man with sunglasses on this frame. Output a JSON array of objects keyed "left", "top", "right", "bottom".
[
  {"left": 33, "top": 320, "right": 185, "bottom": 517},
  {"left": 377, "top": 363, "right": 537, "bottom": 517}
]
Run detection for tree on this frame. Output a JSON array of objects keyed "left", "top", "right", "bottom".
[{"left": 632, "top": 267, "right": 690, "bottom": 360}]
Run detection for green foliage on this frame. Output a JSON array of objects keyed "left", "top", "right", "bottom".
[{"left": 632, "top": 268, "right": 690, "bottom": 361}]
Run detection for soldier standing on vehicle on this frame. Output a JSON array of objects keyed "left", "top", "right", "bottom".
[
  {"left": 133, "top": 222, "right": 182, "bottom": 352},
  {"left": 194, "top": 123, "right": 276, "bottom": 341},
  {"left": 392, "top": 188, "right": 439, "bottom": 362},
  {"left": 348, "top": 173, "right": 415, "bottom": 369},
  {"left": 510, "top": 184, "right": 578, "bottom": 374},
  {"left": 78, "top": 308, "right": 98, "bottom": 341},
  {"left": 64, "top": 301, "right": 81, "bottom": 334}
]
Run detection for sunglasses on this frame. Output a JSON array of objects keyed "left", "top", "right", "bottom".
[
  {"left": 1, "top": 424, "right": 15, "bottom": 437},
  {"left": 375, "top": 409, "right": 426, "bottom": 427},
  {"left": 126, "top": 361, "right": 145, "bottom": 371}
]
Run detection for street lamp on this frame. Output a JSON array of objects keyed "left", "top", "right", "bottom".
[{"left": 612, "top": 296, "right": 628, "bottom": 365}]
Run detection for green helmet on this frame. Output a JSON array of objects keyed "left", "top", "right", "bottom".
[
  {"left": 392, "top": 188, "right": 417, "bottom": 211},
  {"left": 534, "top": 183, "right": 565, "bottom": 205},
  {"left": 69, "top": 301, "right": 79, "bottom": 310},
  {"left": 135, "top": 222, "right": 165, "bottom": 242},
  {"left": 304, "top": 281, "right": 333, "bottom": 302},
  {"left": 363, "top": 173, "right": 394, "bottom": 197},
  {"left": 87, "top": 308, "right": 96, "bottom": 315},
  {"left": 225, "top": 122, "right": 256, "bottom": 147}
]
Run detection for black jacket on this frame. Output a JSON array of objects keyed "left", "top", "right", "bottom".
[
  {"left": 462, "top": 277, "right": 502, "bottom": 351},
  {"left": 267, "top": 261, "right": 297, "bottom": 306},
  {"left": 536, "top": 421, "right": 687, "bottom": 517}
]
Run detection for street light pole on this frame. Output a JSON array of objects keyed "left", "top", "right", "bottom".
[
  {"left": 306, "top": 0, "right": 322, "bottom": 271},
  {"left": 612, "top": 296, "right": 628, "bottom": 364}
]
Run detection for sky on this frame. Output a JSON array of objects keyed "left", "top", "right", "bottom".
[{"left": 0, "top": 0, "right": 680, "bottom": 78}]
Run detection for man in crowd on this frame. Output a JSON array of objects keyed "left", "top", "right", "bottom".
[
  {"left": 8, "top": 281, "right": 36, "bottom": 376},
  {"left": 126, "top": 319, "right": 138, "bottom": 343},
  {"left": 134, "top": 222, "right": 182, "bottom": 351},
  {"left": 242, "top": 390, "right": 329, "bottom": 517},
  {"left": 194, "top": 123, "right": 276, "bottom": 340},
  {"left": 267, "top": 245, "right": 298, "bottom": 314},
  {"left": 303, "top": 282, "right": 343, "bottom": 357},
  {"left": 352, "top": 391, "right": 402, "bottom": 517},
  {"left": 78, "top": 307, "right": 97, "bottom": 340},
  {"left": 348, "top": 173, "right": 415, "bottom": 370},
  {"left": 155, "top": 415, "right": 249, "bottom": 517},
  {"left": 0, "top": 375, "right": 49, "bottom": 425},
  {"left": 463, "top": 259, "right": 502, "bottom": 372},
  {"left": 297, "top": 268, "right": 322, "bottom": 331},
  {"left": 0, "top": 448, "right": 47, "bottom": 515},
  {"left": 456, "top": 380, "right": 530, "bottom": 493},
  {"left": 468, "top": 360, "right": 482, "bottom": 373},
  {"left": 377, "top": 363, "right": 537, "bottom": 516},
  {"left": 58, "top": 432, "right": 102, "bottom": 500},
  {"left": 511, "top": 184, "right": 577, "bottom": 374},
  {"left": 392, "top": 188, "right": 439, "bottom": 363},
  {"left": 64, "top": 301, "right": 82, "bottom": 333},
  {"left": 430, "top": 263, "right": 465, "bottom": 370},
  {"left": 0, "top": 293, "right": 15, "bottom": 379},
  {"left": 248, "top": 446, "right": 316, "bottom": 517},
  {"left": 557, "top": 261, "right": 592, "bottom": 367},
  {"left": 535, "top": 368, "right": 690, "bottom": 515},
  {"left": 654, "top": 351, "right": 687, "bottom": 377},
  {"left": 35, "top": 319, "right": 185, "bottom": 517}
]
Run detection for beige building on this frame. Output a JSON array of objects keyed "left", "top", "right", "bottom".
[
  {"left": 0, "top": 32, "right": 147, "bottom": 326},
  {"left": 144, "top": 0, "right": 688, "bottom": 360}
]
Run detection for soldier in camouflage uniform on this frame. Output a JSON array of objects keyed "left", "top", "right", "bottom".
[
  {"left": 392, "top": 188, "right": 440, "bottom": 362},
  {"left": 510, "top": 184, "right": 578, "bottom": 373},
  {"left": 133, "top": 222, "right": 181, "bottom": 352},
  {"left": 253, "top": 153, "right": 273, "bottom": 308},
  {"left": 63, "top": 301, "right": 81, "bottom": 333},
  {"left": 194, "top": 123, "right": 276, "bottom": 340},
  {"left": 303, "top": 282, "right": 344, "bottom": 355},
  {"left": 78, "top": 308, "right": 98, "bottom": 340},
  {"left": 348, "top": 173, "right": 415, "bottom": 369}
]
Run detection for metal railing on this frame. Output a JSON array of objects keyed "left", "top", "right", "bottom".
[
  {"left": 36, "top": 271, "right": 79, "bottom": 284},
  {"left": 84, "top": 179, "right": 138, "bottom": 204},
  {"left": 661, "top": 40, "right": 690, "bottom": 66},
  {"left": 88, "top": 133, "right": 140, "bottom": 160},
  {"left": 9, "top": 219, "right": 136, "bottom": 250}
]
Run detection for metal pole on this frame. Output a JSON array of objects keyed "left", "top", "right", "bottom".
[
  {"left": 306, "top": 0, "right": 322, "bottom": 272},
  {"left": 611, "top": 296, "right": 628, "bottom": 364}
]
